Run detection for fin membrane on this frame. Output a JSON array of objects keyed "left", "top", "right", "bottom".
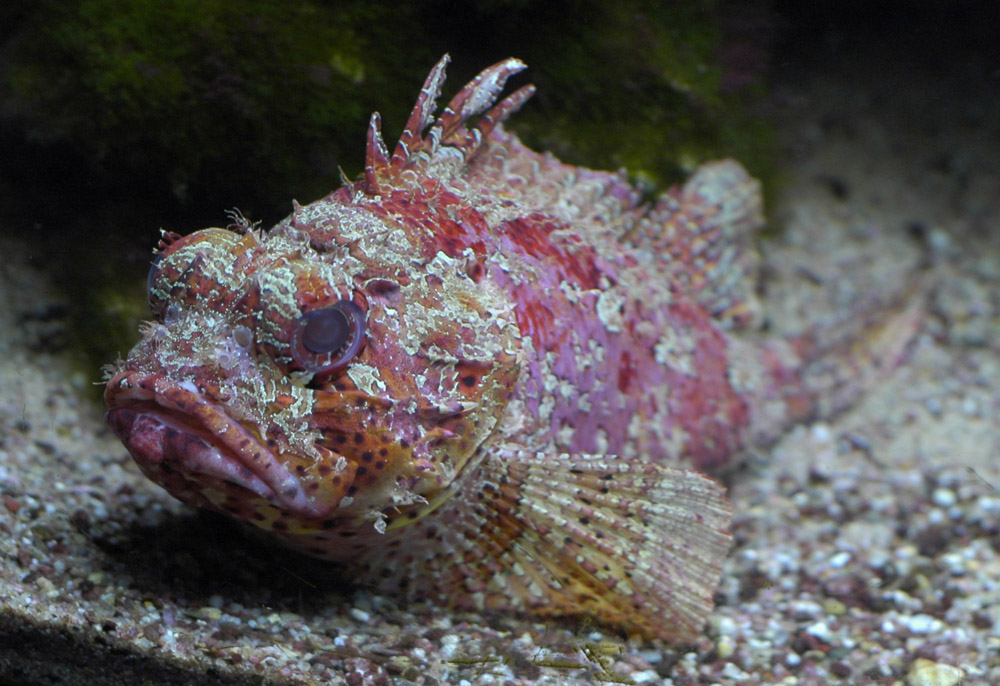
[{"left": 357, "top": 449, "right": 732, "bottom": 642}]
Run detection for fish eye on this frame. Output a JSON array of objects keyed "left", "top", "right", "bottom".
[{"left": 291, "top": 300, "right": 366, "bottom": 376}]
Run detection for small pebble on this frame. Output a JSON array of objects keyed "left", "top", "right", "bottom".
[
  {"left": 900, "top": 613, "right": 944, "bottom": 634},
  {"left": 349, "top": 607, "right": 371, "bottom": 623},
  {"left": 828, "top": 551, "right": 851, "bottom": 569},
  {"left": 717, "top": 634, "right": 736, "bottom": 660},
  {"left": 805, "top": 620, "right": 833, "bottom": 642},
  {"left": 931, "top": 488, "right": 956, "bottom": 507},
  {"left": 906, "top": 658, "right": 964, "bottom": 686}
]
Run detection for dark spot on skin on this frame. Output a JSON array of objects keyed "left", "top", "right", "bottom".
[
  {"left": 400, "top": 439, "right": 410, "bottom": 449},
  {"left": 364, "top": 279, "right": 400, "bottom": 297},
  {"left": 467, "top": 261, "right": 485, "bottom": 282},
  {"left": 347, "top": 486, "right": 358, "bottom": 496},
  {"left": 318, "top": 464, "right": 332, "bottom": 476},
  {"left": 353, "top": 433, "right": 364, "bottom": 444},
  {"left": 361, "top": 451, "right": 373, "bottom": 462},
  {"left": 307, "top": 547, "right": 326, "bottom": 555},
  {"left": 332, "top": 476, "right": 341, "bottom": 485},
  {"left": 252, "top": 512, "right": 266, "bottom": 521},
  {"left": 295, "top": 465, "right": 306, "bottom": 475},
  {"left": 307, "top": 482, "right": 319, "bottom": 491},
  {"left": 460, "top": 375, "right": 476, "bottom": 388},
  {"left": 569, "top": 468, "right": 584, "bottom": 475},
  {"left": 379, "top": 448, "right": 388, "bottom": 457},
  {"left": 600, "top": 487, "right": 609, "bottom": 494},
  {"left": 334, "top": 433, "right": 347, "bottom": 444},
  {"left": 339, "top": 531, "right": 357, "bottom": 537},
  {"left": 272, "top": 521, "right": 288, "bottom": 531},
  {"left": 579, "top": 516, "right": 590, "bottom": 525},
  {"left": 375, "top": 461, "right": 385, "bottom": 470},
  {"left": 321, "top": 519, "right": 337, "bottom": 529},
  {"left": 600, "top": 474, "right": 614, "bottom": 480}
]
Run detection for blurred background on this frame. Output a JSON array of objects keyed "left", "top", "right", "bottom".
[{"left": 0, "top": 0, "right": 996, "bottom": 382}]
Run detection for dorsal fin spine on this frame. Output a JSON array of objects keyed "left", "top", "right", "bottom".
[
  {"left": 360, "top": 54, "right": 535, "bottom": 194},
  {"left": 390, "top": 54, "right": 451, "bottom": 168},
  {"left": 364, "top": 112, "right": 390, "bottom": 193}
]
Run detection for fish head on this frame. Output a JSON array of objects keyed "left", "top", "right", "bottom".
[{"left": 104, "top": 211, "right": 520, "bottom": 553}]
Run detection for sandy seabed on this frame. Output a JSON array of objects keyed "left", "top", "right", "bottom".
[{"left": 2, "top": 40, "right": 998, "bottom": 686}]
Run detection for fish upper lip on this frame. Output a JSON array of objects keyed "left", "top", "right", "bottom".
[{"left": 105, "top": 370, "right": 332, "bottom": 519}]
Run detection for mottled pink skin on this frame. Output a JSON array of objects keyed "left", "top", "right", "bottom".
[{"left": 296, "top": 128, "right": 781, "bottom": 476}]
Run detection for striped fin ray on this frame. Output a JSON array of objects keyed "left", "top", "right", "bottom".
[{"left": 357, "top": 449, "right": 732, "bottom": 642}]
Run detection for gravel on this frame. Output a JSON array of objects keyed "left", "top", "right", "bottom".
[{"left": 2, "top": 33, "right": 998, "bottom": 686}]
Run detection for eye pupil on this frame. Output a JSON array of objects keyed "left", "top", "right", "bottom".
[
  {"left": 301, "top": 307, "right": 350, "bottom": 354},
  {"left": 291, "top": 299, "right": 366, "bottom": 377}
]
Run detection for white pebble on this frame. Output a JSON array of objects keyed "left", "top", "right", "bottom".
[
  {"left": 713, "top": 615, "right": 738, "bottom": 636},
  {"left": 349, "top": 607, "right": 371, "bottom": 623},
  {"left": 828, "top": 551, "right": 852, "bottom": 569},
  {"left": 900, "top": 613, "right": 944, "bottom": 634},
  {"left": 721, "top": 663, "right": 750, "bottom": 680},
  {"left": 805, "top": 620, "right": 833, "bottom": 642},
  {"left": 931, "top": 488, "right": 956, "bottom": 507},
  {"left": 440, "top": 634, "right": 460, "bottom": 659},
  {"left": 810, "top": 423, "right": 833, "bottom": 442}
]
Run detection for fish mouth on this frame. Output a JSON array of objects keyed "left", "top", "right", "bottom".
[{"left": 104, "top": 370, "right": 333, "bottom": 520}]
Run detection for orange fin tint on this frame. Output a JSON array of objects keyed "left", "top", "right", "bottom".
[{"left": 358, "top": 449, "right": 732, "bottom": 642}]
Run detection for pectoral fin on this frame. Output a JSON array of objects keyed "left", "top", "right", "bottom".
[{"left": 356, "top": 449, "right": 732, "bottom": 642}]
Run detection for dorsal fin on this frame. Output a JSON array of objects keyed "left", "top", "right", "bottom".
[
  {"left": 362, "top": 55, "right": 535, "bottom": 193},
  {"left": 630, "top": 160, "right": 764, "bottom": 330}
]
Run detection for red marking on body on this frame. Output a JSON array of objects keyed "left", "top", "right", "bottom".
[{"left": 368, "top": 187, "right": 491, "bottom": 260}]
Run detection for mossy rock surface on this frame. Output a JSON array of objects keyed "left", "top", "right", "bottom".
[{"left": 1, "top": 0, "right": 775, "bottom": 383}]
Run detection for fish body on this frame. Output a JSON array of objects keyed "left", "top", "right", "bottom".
[{"left": 104, "top": 56, "right": 915, "bottom": 641}]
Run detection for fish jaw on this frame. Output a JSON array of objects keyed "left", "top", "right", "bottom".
[{"left": 104, "top": 370, "right": 339, "bottom": 521}]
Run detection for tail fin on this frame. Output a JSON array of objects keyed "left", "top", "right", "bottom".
[
  {"left": 356, "top": 449, "right": 732, "bottom": 642},
  {"left": 741, "top": 278, "right": 927, "bottom": 448}
]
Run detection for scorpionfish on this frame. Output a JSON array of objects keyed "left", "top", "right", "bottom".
[{"left": 104, "top": 56, "right": 915, "bottom": 641}]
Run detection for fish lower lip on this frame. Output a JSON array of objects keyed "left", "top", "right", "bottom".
[
  {"left": 106, "top": 407, "right": 278, "bottom": 503},
  {"left": 105, "top": 372, "right": 332, "bottom": 518}
]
